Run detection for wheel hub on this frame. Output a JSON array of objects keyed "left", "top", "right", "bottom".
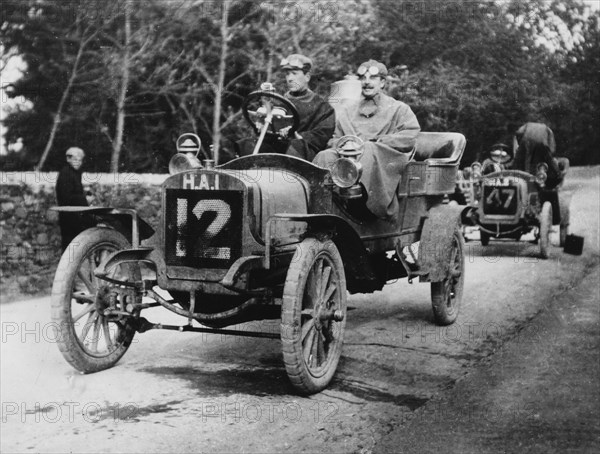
[
  {"left": 314, "top": 301, "right": 344, "bottom": 328},
  {"left": 95, "top": 285, "right": 133, "bottom": 321},
  {"left": 94, "top": 285, "right": 113, "bottom": 312},
  {"left": 313, "top": 304, "right": 325, "bottom": 331}
]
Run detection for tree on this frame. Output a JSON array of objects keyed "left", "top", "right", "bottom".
[
  {"left": 110, "top": 0, "right": 132, "bottom": 173},
  {"left": 366, "top": 0, "right": 600, "bottom": 164},
  {"left": 1, "top": 0, "right": 129, "bottom": 170},
  {"left": 34, "top": 2, "right": 116, "bottom": 171},
  {"left": 2, "top": 0, "right": 377, "bottom": 170},
  {"left": 505, "top": 0, "right": 600, "bottom": 164},
  {"left": 123, "top": 0, "right": 252, "bottom": 165},
  {"left": 3, "top": 0, "right": 597, "bottom": 170},
  {"left": 551, "top": 7, "right": 600, "bottom": 164},
  {"left": 207, "top": 0, "right": 229, "bottom": 164}
]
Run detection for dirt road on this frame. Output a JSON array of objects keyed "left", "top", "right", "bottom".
[
  {"left": 1, "top": 167, "right": 598, "bottom": 453},
  {"left": 374, "top": 258, "right": 599, "bottom": 454}
]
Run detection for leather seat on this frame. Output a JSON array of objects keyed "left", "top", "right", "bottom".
[{"left": 412, "top": 132, "right": 466, "bottom": 163}]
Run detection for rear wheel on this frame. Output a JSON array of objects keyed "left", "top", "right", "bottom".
[
  {"left": 431, "top": 228, "right": 465, "bottom": 326},
  {"left": 539, "top": 202, "right": 553, "bottom": 259},
  {"left": 51, "top": 228, "right": 140, "bottom": 373},
  {"left": 559, "top": 204, "right": 570, "bottom": 247},
  {"left": 281, "top": 238, "right": 347, "bottom": 395}
]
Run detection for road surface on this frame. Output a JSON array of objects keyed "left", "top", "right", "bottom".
[{"left": 1, "top": 167, "right": 598, "bottom": 453}]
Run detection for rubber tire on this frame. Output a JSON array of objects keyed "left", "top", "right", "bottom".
[
  {"left": 539, "top": 202, "right": 553, "bottom": 259},
  {"left": 559, "top": 204, "right": 570, "bottom": 247},
  {"left": 281, "top": 238, "right": 347, "bottom": 395},
  {"left": 51, "top": 228, "right": 138, "bottom": 373},
  {"left": 480, "top": 229, "right": 490, "bottom": 246},
  {"left": 431, "top": 228, "right": 465, "bottom": 326}
]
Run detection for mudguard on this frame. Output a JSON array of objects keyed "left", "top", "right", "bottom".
[
  {"left": 418, "top": 204, "right": 464, "bottom": 283},
  {"left": 51, "top": 206, "right": 154, "bottom": 246},
  {"left": 267, "top": 213, "right": 380, "bottom": 293}
]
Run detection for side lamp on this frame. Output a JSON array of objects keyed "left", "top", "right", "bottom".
[
  {"left": 169, "top": 133, "right": 204, "bottom": 175},
  {"left": 331, "top": 135, "right": 365, "bottom": 199}
]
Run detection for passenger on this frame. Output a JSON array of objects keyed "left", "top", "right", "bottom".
[
  {"left": 55, "top": 147, "right": 93, "bottom": 251},
  {"left": 236, "top": 54, "right": 335, "bottom": 161},
  {"left": 313, "top": 60, "right": 421, "bottom": 219},
  {"left": 511, "top": 122, "right": 564, "bottom": 188}
]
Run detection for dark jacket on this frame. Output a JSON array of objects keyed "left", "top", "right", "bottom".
[
  {"left": 56, "top": 165, "right": 87, "bottom": 206},
  {"left": 512, "top": 122, "right": 562, "bottom": 187},
  {"left": 285, "top": 89, "right": 336, "bottom": 161},
  {"left": 56, "top": 165, "right": 90, "bottom": 250}
]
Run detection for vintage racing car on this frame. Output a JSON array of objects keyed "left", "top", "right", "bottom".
[
  {"left": 458, "top": 143, "right": 569, "bottom": 258},
  {"left": 51, "top": 90, "right": 467, "bottom": 395}
]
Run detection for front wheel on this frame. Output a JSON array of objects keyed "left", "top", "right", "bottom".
[
  {"left": 431, "top": 228, "right": 465, "bottom": 326},
  {"left": 51, "top": 228, "right": 140, "bottom": 373},
  {"left": 539, "top": 202, "right": 553, "bottom": 259},
  {"left": 281, "top": 238, "right": 347, "bottom": 395}
]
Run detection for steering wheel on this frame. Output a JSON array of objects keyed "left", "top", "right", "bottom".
[{"left": 242, "top": 91, "right": 300, "bottom": 154}]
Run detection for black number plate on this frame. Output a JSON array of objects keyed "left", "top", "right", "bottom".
[
  {"left": 483, "top": 185, "right": 518, "bottom": 215},
  {"left": 165, "top": 189, "right": 243, "bottom": 268}
]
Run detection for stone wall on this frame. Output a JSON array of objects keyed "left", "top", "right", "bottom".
[{"left": 0, "top": 172, "right": 168, "bottom": 298}]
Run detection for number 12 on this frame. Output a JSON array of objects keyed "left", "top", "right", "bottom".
[{"left": 175, "top": 199, "right": 231, "bottom": 257}]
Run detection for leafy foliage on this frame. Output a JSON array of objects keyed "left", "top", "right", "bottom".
[
  {"left": 370, "top": 0, "right": 599, "bottom": 164},
  {"left": 1, "top": 0, "right": 599, "bottom": 170}
]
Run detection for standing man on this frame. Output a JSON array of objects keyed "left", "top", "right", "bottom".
[
  {"left": 512, "top": 122, "right": 565, "bottom": 188},
  {"left": 314, "top": 60, "right": 421, "bottom": 220},
  {"left": 236, "top": 54, "right": 335, "bottom": 161},
  {"left": 55, "top": 147, "right": 91, "bottom": 251}
]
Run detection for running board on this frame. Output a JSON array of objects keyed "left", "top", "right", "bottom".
[{"left": 134, "top": 317, "right": 280, "bottom": 339}]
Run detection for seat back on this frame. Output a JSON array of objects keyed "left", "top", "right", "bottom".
[{"left": 412, "top": 132, "right": 466, "bottom": 165}]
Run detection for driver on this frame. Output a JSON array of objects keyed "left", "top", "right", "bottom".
[
  {"left": 313, "top": 60, "right": 420, "bottom": 220},
  {"left": 481, "top": 143, "right": 512, "bottom": 174},
  {"left": 236, "top": 54, "right": 335, "bottom": 161}
]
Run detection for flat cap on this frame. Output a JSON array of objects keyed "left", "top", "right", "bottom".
[
  {"left": 65, "top": 147, "right": 85, "bottom": 158},
  {"left": 280, "top": 54, "right": 313, "bottom": 71},
  {"left": 356, "top": 59, "right": 388, "bottom": 77}
]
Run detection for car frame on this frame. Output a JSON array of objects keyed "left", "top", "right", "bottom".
[
  {"left": 458, "top": 151, "right": 570, "bottom": 258},
  {"left": 51, "top": 91, "right": 467, "bottom": 395}
]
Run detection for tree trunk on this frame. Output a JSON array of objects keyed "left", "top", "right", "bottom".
[
  {"left": 266, "top": 48, "right": 273, "bottom": 82},
  {"left": 110, "top": 0, "right": 131, "bottom": 173},
  {"left": 211, "top": 0, "right": 231, "bottom": 165},
  {"left": 35, "top": 44, "right": 84, "bottom": 171}
]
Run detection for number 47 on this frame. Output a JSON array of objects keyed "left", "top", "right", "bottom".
[{"left": 486, "top": 188, "right": 514, "bottom": 209}]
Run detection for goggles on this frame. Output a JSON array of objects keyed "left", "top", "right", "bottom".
[
  {"left": 357, "top": 65, "right": 381, "bottom": 76},
  {"left": 280, "top": 58, "right": 305, "bottom": 70}
]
